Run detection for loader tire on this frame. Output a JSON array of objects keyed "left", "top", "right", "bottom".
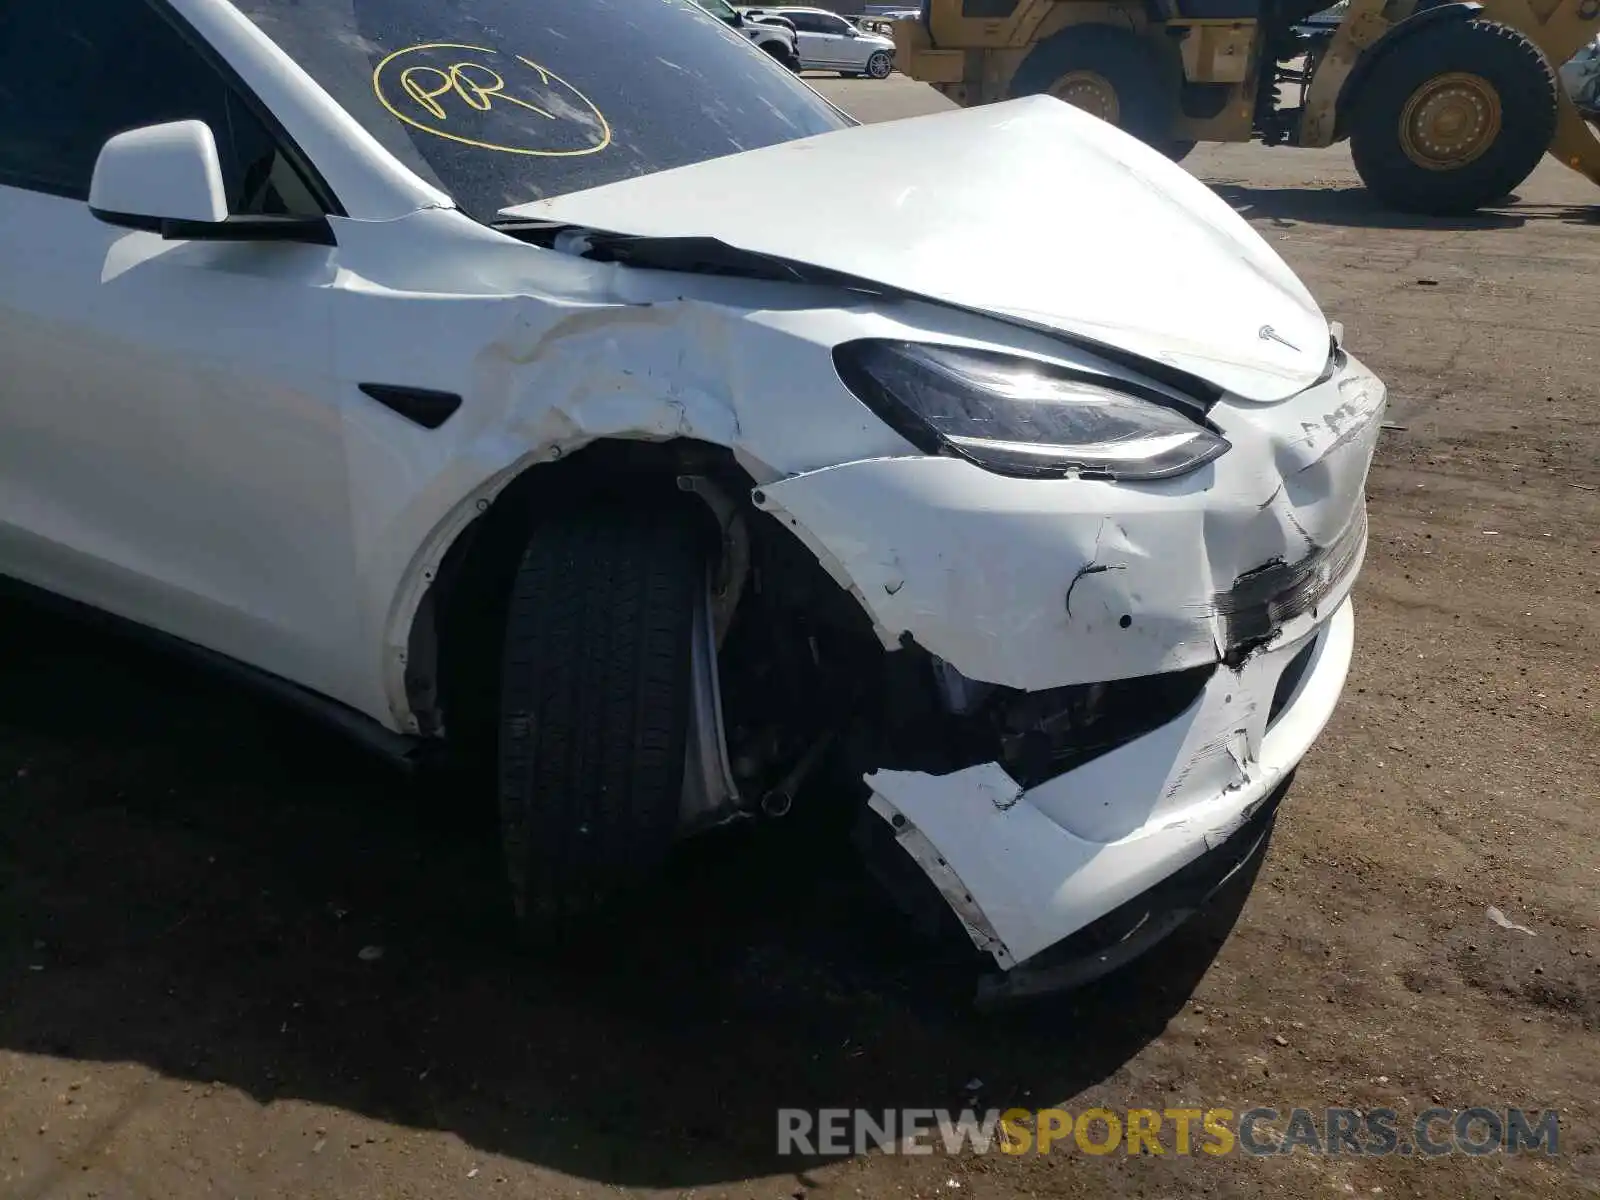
[
  {"left": 1009, "top": 24, "right": 1179, "bottom": 150},
  {"left": 498, "top": 506, "right": 705, "bottom": 930},
  {"left": 1349, "top": 19, "right": 1557, "bottom": 215}
]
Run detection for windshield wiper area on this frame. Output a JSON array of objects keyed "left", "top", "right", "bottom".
[{"left": 489, "top": 219, "right": 880, "bottom": 289}]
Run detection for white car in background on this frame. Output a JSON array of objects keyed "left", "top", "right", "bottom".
[
  {"left": 0, "top": 0, "right": 1384, "bottom": 1001},
  {"left": 761, "top": 6, "right": 897, "bottom": 77},
  {"left": 697, "top": 0, "right": 801, "bottom": 70}
]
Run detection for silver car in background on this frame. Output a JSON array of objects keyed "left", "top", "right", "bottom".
[{"left": 760, "top": 6, "right": 896, "bottom": 77}]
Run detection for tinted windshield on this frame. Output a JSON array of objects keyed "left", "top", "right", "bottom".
[{"left": 239, "top": 0, "right": 851, "bottom": 221}]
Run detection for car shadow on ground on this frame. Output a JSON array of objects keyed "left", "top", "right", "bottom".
[
  {"left": 1211, "top": 184, "right": 1600, "bottom": 230},
  {"left": 0, "top": 596, "right": 1256, "bottom": 1189}
]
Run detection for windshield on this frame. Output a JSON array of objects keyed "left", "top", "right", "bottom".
[{"left": 238, "top": 0, "right": 851, "bottom": 222}]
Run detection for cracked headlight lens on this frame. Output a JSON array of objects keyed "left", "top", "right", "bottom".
[{"left": 834, "top": 340, "right": 1230, "bottom": 481}]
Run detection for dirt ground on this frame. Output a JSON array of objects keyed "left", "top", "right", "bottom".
[{"left": 2, "top": 76, "right": 1598, "bottom": 1200}]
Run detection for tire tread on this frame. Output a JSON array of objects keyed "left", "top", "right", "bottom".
[
  {"left": 497, "top": 507, "right": 702, "bottom": 926},
  {"left": 1350, "top": 19, "right": 1558, "bottom": 215}
]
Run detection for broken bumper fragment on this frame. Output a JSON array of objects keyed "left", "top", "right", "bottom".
[
  {"left": 755, "top": 353, "right": 1384, "bottom": 976},
  {"left": 867, "top": 598, "right": 1352, "bottom": 972}
]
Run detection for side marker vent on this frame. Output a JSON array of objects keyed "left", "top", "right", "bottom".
[{"left": 359, "top": 383, "right": 462, "bottom": 430}]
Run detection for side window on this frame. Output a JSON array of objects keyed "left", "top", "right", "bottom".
[
  {"left": 821, "top": 14, "right": 856, "bottom": 33},
  {"left": 784, "top": 12, "right": 828, "bottom": 32},
  {"left": 0, "top": 1, "right": 320, "bottom": 216}
]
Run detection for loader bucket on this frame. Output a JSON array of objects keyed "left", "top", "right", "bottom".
[{"left": 1548, "top": 91, "right": 1600, "bottom": 188}]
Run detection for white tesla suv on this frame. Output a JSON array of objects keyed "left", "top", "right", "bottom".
[{"left": 0, "top": 0, "right": 1384, "bottom": 998}]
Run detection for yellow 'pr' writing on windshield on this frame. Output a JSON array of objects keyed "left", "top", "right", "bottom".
[
  {"left": 373, "top": 43, "right": 612, "bottom": 157},
  {"left": 400, "top": 62, "right": 555, "bottom": 121}
]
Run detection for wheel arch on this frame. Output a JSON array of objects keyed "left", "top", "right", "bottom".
[{"left": 399, "top": 437, "right": 755, "bottom": 753}]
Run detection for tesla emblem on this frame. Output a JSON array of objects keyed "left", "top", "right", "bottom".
[{"left": 1259, "top": 325, "right": 1300, "bottom": 352}]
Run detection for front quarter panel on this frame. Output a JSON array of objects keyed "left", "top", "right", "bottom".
[{"left": 323, "top": 210, "right": 924, "bottom": 727}]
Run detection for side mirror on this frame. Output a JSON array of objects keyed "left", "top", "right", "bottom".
[
  {"left": 90, "top": 120, "right": 228, "bottom": 226},
  {"left": 89, "top": 119, "right": 332, "bottom": 245},
  {"left": 843, "top": 24, "right": 859, "bottom": 35},
  {"left": 730, "top": 8, "right": 745, "bottom": 25}
]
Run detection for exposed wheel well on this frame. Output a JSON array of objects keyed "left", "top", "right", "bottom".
[
  {"left": 403, "top": 433, "right": 904, "bottom": 818},
  {"left": 405, "top": 435, "right": 1212, "bottom": 861},
  {"left": 406, "top": 438, "right": 753, "bottom": 761}
]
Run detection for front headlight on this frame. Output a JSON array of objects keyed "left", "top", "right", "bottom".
[{"left": 833, "top": 340, "right": 1230, "bottom": 482}]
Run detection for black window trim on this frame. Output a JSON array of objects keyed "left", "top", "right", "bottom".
[
  {"left": 0, "top": 0, "right": 345, "bottom": 218},
  {"left": 148, "top": 0, "right": 346, "bottom": 217},
  {"left": 0, "top": 172, "right": 87, "bottom": 204}
]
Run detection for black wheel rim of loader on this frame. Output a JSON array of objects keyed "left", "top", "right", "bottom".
[{"left": 1349, "top": 18, "right": 1558, "bottom": 215}]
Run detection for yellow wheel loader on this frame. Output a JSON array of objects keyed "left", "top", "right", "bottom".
[{"left": 893, "top": 0, "right": 1600, "bottom": 213}]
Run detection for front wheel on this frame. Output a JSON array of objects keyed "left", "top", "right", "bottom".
[
  {"left": 760, "top": 40, "right": 800, "bottom": 72},
  {"left": 497, "top": 506, "right": 706, "bottom": 927},
  {"left": 1349, "top": 19, "right": 1557, "bottom": 215},
  {"left": 866, "top": 50, "right": 893, "bottom": 79}
]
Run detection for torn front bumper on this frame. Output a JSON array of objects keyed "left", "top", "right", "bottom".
[
  {"left": 754, "top": 353, "right": 1384, "bottom": 974},
  {"left": 866, "top": 597, "right": 1353, "bottom": 972}
]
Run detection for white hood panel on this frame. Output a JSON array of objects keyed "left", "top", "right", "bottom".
[{"left": 505, "top": 96, "right": 1329, "bottom": 401}]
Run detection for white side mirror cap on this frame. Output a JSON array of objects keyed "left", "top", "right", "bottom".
[{"left": 89, "top": 120, "right": 228, "bottom": 226}]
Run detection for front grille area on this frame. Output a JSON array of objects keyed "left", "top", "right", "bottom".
[
  {"left": 875, "top": 653, "right": 1216, "bottom": 788},
  {"left": 992, "top": 665, "right": 1214, "bottom": 788}
]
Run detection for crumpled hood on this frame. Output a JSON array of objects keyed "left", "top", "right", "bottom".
[{"left": 502, "top": 96, "right": 1329, "bottom": 401}]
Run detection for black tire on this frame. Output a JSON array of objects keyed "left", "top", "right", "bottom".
[
  {"left": 498, "top": 506, "right": 705, "bottom": 928},
  {"left": 759, "top": 39, "right": 799, "bottom": 71},
  {"left": 1349, "top": 19, "right": 1557, "bottom": 215},
  {"left": 1008, "top": 24, "right": 1178, "bottom": 148},
  {"left": 866, "top": 49, "right": 893, "bottom": 79}
]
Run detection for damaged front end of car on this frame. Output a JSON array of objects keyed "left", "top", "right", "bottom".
[
  {"left": 404, "top": 307, "right": 1384, "bottom": 1004},
  {"left": 376, "top": 98, "right": 1386, "bottom": 1000},
  {"left": 671, "top": 335, "right": 1386, "bottom": 1003}
]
